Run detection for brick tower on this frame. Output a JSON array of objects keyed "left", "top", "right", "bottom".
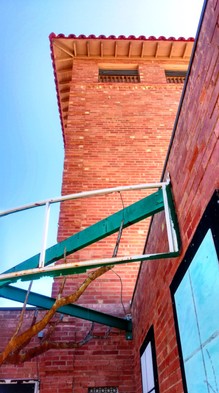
[
  {"left": 1, "top": 5, "right": 219, "bottom": 391},
  {"left": 50, "top": 34, "right": 192, "bottom": 315}
]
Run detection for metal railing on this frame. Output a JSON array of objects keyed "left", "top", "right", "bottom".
[{"left": 0, "top": 180, "right": 179, "bottom": 274}]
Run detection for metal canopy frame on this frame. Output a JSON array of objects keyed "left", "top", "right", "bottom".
[{"left": 0, "top": 180, "right": 180, "bottom": 338}]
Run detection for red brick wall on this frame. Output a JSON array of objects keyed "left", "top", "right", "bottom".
[
  {"left": 0, "top": 57, "right": 185, "bottom": 392},
  {"left": 53, "top": 59, "right": 183, "bottom": 309},
  {"left": 0, "top": 310, "right": 41, "bottom": 379},
  {"left": 132, "top": 0, "right": 219, "bottom": 392},
  {"left": 0, "top": 309, "right": 135, "bottom": 393},
  {"left": 48, "top": 55, "right": 184, "bottom": 393}
]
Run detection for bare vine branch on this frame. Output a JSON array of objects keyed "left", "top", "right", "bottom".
[{"left": 0, "top": 265, "right": 112, "bottom": 366}]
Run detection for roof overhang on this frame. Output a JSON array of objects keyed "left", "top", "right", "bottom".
[{"left": 49, "top": 34, "right": 194, "bottom": 141}]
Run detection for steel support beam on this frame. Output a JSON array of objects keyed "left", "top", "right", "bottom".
[{"left": 0, "top": 286, "right": 132, "bottom": 339}]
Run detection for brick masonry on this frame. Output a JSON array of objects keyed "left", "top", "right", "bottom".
[
  {"left": 53, "top": 60, "right": 183, "bottom": 308},
  {"left": 132, "top": 0, "right": 219, "bottom": 392},
  {"left": 0, "top": 309, "right": 135, "bottom": 392},
  {"left": 0, "top": 0, "right": 218, "bottom": 391},
  {"left": 0, "top": 57, "right": 183, "bottom": 391}
]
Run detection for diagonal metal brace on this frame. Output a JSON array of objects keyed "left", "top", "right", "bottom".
[{"left": 0, "top": 286, "right": 133, "bottom": 339}]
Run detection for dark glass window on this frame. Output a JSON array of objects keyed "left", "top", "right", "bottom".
[
  {"left": 99, "top": 69, "right": 140, "bottom": 83},
  {"left": 0, "top": 381, "right": 38, "bottom": 393},
  {"left": 165, "top": 70, "right": 187, "bottom": 83}
]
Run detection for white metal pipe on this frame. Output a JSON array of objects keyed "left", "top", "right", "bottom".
[
  {"left": 39, "top": 202, "right": 51, "bottom": 268},
  {"left": 0, "top": 182, "right": 167, "bottom": 217},
  {"left": 168, "top": 208, "right": 179, "bottom": 253},
  {"left": 171, "top": 221, "right": 179, "bottom": 253},
  {"left": 162, "top": 184, "right": 175, "bottom": 253},
  {"left": 0, "top": 252, "right": 174, "bottom": 282}
]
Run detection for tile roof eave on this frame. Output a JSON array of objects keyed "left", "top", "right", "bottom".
[
  {"left": 49, "top": 33, "right": 195, "bottom": 144},
  {"left": 49, "top": 33, "right": 194, "bottom": 41}
]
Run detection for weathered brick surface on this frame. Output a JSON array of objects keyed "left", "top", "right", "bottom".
[
  {"left": 0, "top": 309, "right": 134, "bottom": 393},
  {"left": 132, "top": 0, "right": 219, "bottom": 392},
  {"left": 48, "top": 57, "right": 182, "bottom": 393},
  {"left": 2, "top": 2, "right": 218, "bottom": 390},
  {"left": 54, "top": 60, "right": 183, "bottom": 308},
  {"left": 0, "top": 310, "right": 42, "bottom": 379},
  {"left": 0, "top": 56, "right": 183, "bottom": 391}
]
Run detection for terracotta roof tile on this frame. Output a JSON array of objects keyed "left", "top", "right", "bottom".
[
  {"left": 49, "top": 33, "right": 194, "bottom": 41},
  {"left": 49, "top": 34, "right": 194, "bottom": 143}
]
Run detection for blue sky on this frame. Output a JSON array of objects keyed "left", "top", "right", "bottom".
[{"left": 0, "top": 0, "right": 204, "bottom": 306}]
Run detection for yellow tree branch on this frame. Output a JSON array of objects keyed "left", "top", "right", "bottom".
[{"left": 0, "top": 265, "right": 112, "bottom": 365}]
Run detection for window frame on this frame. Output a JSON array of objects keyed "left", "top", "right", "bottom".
[
  {"left": 0, "top": 379, "right": 39, "bottom": 393},
  {"left": 170, "top": 190, "right": 219, "bottom": 393},
  {"left": 140, "top": 326, "right": 160, "bottom": 393}
]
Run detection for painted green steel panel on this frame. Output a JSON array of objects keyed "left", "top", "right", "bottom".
[
  {"left": 0, "top": 189, "right": 164, "bottom": 287},
  {"left": 0, "top": 286, "right": 132, "bottom": 333}
]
